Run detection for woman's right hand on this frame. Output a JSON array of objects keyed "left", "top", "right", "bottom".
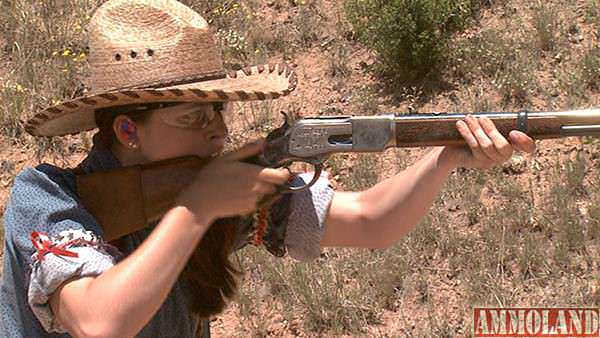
[{"left": 176, "top": 140, "right": 290, "bottom": 224}]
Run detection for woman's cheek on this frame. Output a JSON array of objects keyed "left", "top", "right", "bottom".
[{"left": 147, "top": 137, "right": 186, "bottom": 160}]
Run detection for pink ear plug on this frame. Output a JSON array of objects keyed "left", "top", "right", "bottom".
[
  {"left": 121, "top": 121, "right": 139, "bottom": 149},
  {"left": 121, "top": 120, "right": 135, "bottom": 136}
]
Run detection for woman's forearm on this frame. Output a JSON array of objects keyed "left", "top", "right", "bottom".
[
  {"left": 358, "top": 148, "right": 455, "bottom": 247},
  {"left": 357, "top": 147, "right": 457, "bottom": 248},
  {"left": 322, "top": 147, "right": 457, "bottom": 249},
  {"left": 52, "top": 206, "right": 210, "bottom": 338}
]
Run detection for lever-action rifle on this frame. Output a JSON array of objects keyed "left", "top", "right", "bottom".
[{"left": 77, "top": 109, "right": 600, "bottom": 241}]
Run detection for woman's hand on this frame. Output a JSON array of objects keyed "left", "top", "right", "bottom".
[
  {"left": 442, "top": 115, "right": 536, "bottom": 169},
  {"left": 176, "top": 140, "right": 290, "bottom": 224}
]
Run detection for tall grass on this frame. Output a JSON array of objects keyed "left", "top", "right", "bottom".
[{"left": 0, "top": 0, "right": 98, "bottom": 150}]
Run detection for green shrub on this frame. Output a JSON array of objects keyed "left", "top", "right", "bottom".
[{"left": 345, "top": 0, "right": 485, "bottom": 85}]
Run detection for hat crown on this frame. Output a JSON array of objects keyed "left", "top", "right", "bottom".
[
  {"left": 25, "top": 0, "right": 297, "bottom": 137},
  {"left": 86, "top": 0, "right": 225, "bottom": 93}
]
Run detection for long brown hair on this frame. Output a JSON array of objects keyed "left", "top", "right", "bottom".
[{"left": 94, "top": 106, "right": 240, "bottom": 318}]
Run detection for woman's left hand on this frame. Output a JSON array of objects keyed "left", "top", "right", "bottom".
[{"left": 442, "top": 115, "right": 536, "bottom": 169}]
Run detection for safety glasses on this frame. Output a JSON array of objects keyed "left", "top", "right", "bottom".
[
  {"left": 156, "top": 102, "right": 230, "bottom": 129},
  {"left": 98, "top": 102, "right": 230, "bottom": 129}
]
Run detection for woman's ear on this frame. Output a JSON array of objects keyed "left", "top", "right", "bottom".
[{"left": 112, "top": 115, "right": 139, "bottom": 150}]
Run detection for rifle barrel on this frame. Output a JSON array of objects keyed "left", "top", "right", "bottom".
[{"left": 561, "top": 125, "right": 600, "bottom": 137}]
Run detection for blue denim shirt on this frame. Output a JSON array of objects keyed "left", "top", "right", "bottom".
[{"left": 0, "top": 140, "right": 333, "bottom": 338}]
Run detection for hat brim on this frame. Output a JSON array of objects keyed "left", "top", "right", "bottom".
[{"left": 25, "top": 63, "right": 297, "bottom": 137}]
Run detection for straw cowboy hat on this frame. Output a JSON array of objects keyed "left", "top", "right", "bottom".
[{"left": 25, "top": 0, "right": 297, "bottom": 137}]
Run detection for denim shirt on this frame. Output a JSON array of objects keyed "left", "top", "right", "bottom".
[{"left": 0, "top": 140, "right": 333, "bottom": 338}]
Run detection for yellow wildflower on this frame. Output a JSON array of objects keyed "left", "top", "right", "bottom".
[
  {"left": 71, "top": 52, "right": 87, "bottom": 62},
  {"left": 62, "top": 49, "right": 71, "bottom": 56}
]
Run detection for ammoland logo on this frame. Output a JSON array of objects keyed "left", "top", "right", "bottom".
[{"left": 473, "top": 308, "right": 600, "bottom": 337}]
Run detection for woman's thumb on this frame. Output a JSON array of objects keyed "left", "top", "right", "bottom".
[{"left": 221, "top": 139, "right": 265, "bottom": 161}]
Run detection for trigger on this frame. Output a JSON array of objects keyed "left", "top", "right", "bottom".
[{"left": 282, "top": 163, "right": 323, "bottom": 193}]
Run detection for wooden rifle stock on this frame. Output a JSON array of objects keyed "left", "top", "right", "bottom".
[{"left": 76, "top": 156, "right": 206, "bottom": 241}]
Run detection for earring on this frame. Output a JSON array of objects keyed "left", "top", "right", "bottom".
[{"left": 128, "top": 141, "right": 139, "bottom": 149}]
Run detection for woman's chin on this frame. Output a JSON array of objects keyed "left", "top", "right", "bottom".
[
  {"left": 201, "top": 142, "right": 226, "bottom": 158},
  {"left": 211, "top": 137, "right": 226, "bottom": 149}
]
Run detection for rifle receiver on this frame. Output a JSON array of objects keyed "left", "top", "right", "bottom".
[{"left": 287, "top": 115, "right": 397, "bottom": 157}]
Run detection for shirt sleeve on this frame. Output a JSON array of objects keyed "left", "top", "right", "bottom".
[
  {"left": 3, "top": 165, "right": 119, "bottom": 333},
  {"left": 284, "top": 172, "right": 334, "bottom": 261}
]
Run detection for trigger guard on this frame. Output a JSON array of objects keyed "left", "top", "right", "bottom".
[{"left": 282, "top": 163, "right": 324, "bottom": 193}]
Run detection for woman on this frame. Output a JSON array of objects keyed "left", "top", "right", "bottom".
[{"left": 0, "top": 0, "right": 535, "bottom": 337}]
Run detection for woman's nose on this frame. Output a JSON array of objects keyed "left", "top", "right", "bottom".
[{"left": 206, "top": 111, "right": 228, "bottom": 136}]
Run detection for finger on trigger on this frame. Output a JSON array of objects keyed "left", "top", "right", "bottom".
[
  {"left": 258, "top": 167, "right": 290, "bottom": 185},
  {"left": 480, "top": 117, "right": 512, "bottom": 159},
  {"left": 254, "top": 182, "right": 276, "bottom": 195}
]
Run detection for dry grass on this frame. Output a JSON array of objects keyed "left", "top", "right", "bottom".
[
  {"left": 0, "top": 0, "right": 98, "bottom": 154},
  {"left": 3, "top": 0, "right": 600, "bottom": 336}
]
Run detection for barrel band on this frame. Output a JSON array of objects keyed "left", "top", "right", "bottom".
[{"left": 517, "top": 111, "right": 529, "bottom": 133}]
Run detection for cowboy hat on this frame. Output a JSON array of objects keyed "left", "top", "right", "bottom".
[{"left": 25, "top": 0, "right": 297, "bottom": 137}]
